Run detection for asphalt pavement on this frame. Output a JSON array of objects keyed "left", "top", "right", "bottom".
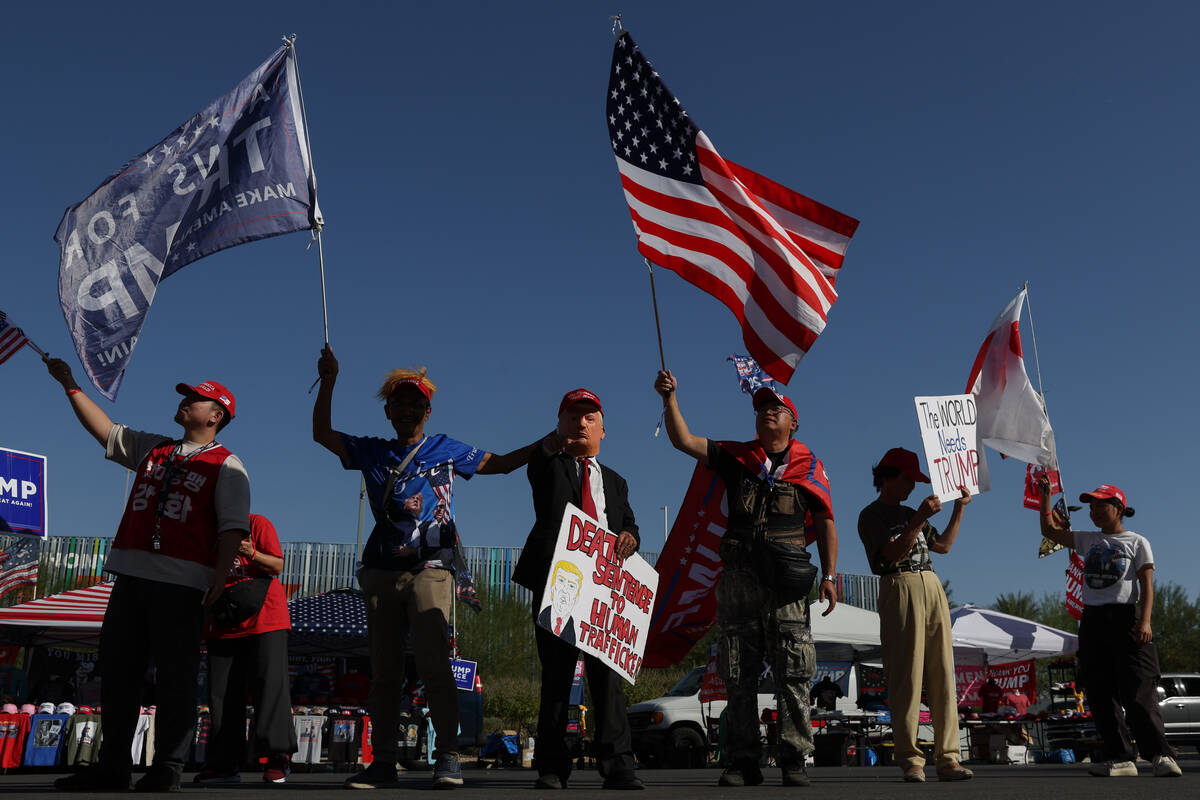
[{"left": 2, "top": 758, "right": 1197, "bottom": 800}]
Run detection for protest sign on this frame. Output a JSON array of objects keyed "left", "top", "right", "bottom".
[
  {"left": 1023, "top": 465, "right": 1062, "bottom": 510},
  {"left": 913, "top": 394, "right": 988, "bottom": 502},
  {"left": 955, "top": 659, "right": 1037, "bottom": 706},
  {"left": 1065, "top": 552, "right": 1085, "bottom": 620},
  {"left": 450, "top": 658, "right": 477, "bottom": 692},
  {"left": 698, "top": 644, "right": 726, "bottom": 703},
  {"left": 0, "top": 447, "right": 47, "bottom": 536},
  {"left": 537, "top": 503, "right": 659, "bottom": 684}
]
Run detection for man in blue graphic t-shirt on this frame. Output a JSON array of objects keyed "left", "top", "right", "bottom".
[{"left": 314, "top": 348, "right": 539, "bottom": 790}]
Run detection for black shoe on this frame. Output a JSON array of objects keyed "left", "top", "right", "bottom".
[
  {"left": 718, "top": 760, "right": 764, "bottom": 787},
  {"left": 134, "top": 766, "right": 181, "bottom": 793},
  {"left": 602, "top": 770, "right": 645, "bottom": 790},
  {"left": 782, "top": 763, "right": 811, "bottom": 787},
  {"left": 534, "top": 774, "right": 567, "bottom": 789},
  {"left": 55, "top": 766, "right": 131, "bottom": 792},
  {"left": 344, "top": 762, "right": 400, "bottom": 789}
]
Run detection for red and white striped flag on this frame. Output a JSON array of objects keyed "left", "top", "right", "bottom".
[
  {"left": 606, "top": 32, "right": 859, "bottom": 383},
  {"left": 0, "top": 311, "right": 31, "bottom": 365}
]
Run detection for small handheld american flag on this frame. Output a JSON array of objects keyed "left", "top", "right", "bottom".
[{"left": 0, "top": 311, "right": 36, "bottom": 365}]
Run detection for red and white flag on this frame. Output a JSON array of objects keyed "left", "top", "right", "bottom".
[
  {"left": 605, "top": 32, "right": 859, "bottom": 383},
  {"left": 965, "top": 289, "right": 1056, "bottom": 466},
  {"left": 0, "top": 311, "right": 30, "bottom": 365}
]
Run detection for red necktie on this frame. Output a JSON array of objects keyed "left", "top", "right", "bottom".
[
  {"left": 555, "top": 618, "right": 563, "bottom": 635},
  {"left": 578, "top": 457, "right": 597, "bottom": 518}
]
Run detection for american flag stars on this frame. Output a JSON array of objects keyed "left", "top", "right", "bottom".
[{"left": 606, "top": 31, "right": 702, "bottom": 186}]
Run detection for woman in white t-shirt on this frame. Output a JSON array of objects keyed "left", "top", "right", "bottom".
[{"left": 1037, "top": 478, "right": 1180, "bottom": 778}]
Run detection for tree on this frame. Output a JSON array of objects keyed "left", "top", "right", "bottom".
[
  {"left": 992, "top": 590, "right": 1038, "bottom": 620},
  {"left": 1150, "top": 582, "right": 1200, "bottom": 672}
]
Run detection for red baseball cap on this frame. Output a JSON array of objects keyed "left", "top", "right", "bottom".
[
  {"left": 876, "top": 447, "right": 931, "bottom": 483},
  {"left": 1080, "top": 484, "right": 1126, "bottom": 508},
  {"left": 176, "top": 380, "right": 235, "bottom": 419},
  {"left": 559, "top": 388, "right": 603, "bottom": 415},
  {"left": 752, "top": 387, "right": 797, "bottom": 421}
]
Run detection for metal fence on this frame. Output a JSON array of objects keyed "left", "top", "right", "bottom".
[{"left": 12, "top": 535, "right": 879, "bottom": 611}]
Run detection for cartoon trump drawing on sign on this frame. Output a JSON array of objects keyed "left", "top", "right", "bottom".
[{"left": 538, "top": 560, "right": 583, "bottom": 646}]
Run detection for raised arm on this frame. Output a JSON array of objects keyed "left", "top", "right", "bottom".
[
  {"left": 929, "top": 488, "right": 970, "bottom": 554},
  {"left": 879, "top": 495, "right": 941, "bottom": 562},
  {"left": 313, "top": 346, "right": 348, "bottom": 460},
  {"left": 653, "top": 370, "right": 710, "bottom": 464},
  {"left": 1037, "top": 475, "right": 1074, "bottom": 549},
  {"left": 44, "top": 357, "right": 114, "bottom": 447}
]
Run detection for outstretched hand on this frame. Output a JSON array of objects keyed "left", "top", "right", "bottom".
[{"left": 44, "top": 356, "right": 78, "bottom": 390}]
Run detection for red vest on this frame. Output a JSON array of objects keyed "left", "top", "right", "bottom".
[{"left": 113, "top": 439, "right": 231, "bottom": 566}]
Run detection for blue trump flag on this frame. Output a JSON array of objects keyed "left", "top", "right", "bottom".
[{"left": 55, "top": 41, "right": 321, "bottom": 400}]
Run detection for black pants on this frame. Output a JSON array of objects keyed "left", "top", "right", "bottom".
[
  {"left": 1078, "top": 604, "right": 1172, "bottom": 762},
  {"left": 532, "top": 606, "right": 634, "bottom": 781},
  {"left": 97, "top": 574, "right": 205, "bottom": 778},
  {"left": 205, "top": 629, "right": 297, "bottom": 769}
]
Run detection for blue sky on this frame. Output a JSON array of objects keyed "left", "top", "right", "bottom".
[{"left": 3, "top": 1, "right": 1197, "bottom": 610}]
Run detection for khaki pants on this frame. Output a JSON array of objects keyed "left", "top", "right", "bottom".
[
  {"left": 879, "top": 571, "right": 959, "bottom": 768},
  {"left": 358, "top": 567, "right": 458, "bottom": 761}
]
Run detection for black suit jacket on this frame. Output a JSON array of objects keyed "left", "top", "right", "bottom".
[
  {"left": 512, "top": 446, "right": 640, "bottom": 592},
  {"left": 536, "top": 605, "right": 577, "bottom": 646}
]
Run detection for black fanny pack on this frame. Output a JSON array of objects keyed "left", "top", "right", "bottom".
[
  {"left": 757, "top": 533, "right": 817, "bottom": 602},
  {"left": 209, "top": 576, "right": 272, "bottom": 627}
]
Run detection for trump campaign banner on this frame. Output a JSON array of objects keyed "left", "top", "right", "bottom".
[
  {"left": 914, "top": 394, "right": 989, "bottom": 502},
  {"left": 56, "top": 41, "right": 321, "bottom": 400},
  {"left": 0, "top": 447, "right": 47, "bottom": 537},
  {"left": 955, "top": 659, "right": 1037, "bottom": 706},
  {"left": 537, "top": 503, "right": 659, "bottom": 684}
]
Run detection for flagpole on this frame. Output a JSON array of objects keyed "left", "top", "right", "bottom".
[
  {"left": 646, "top": 259, "right": 667, "bottom": 371},
  {"left": 1024, "top": 283, "right": 1072, "bottom": 550}
]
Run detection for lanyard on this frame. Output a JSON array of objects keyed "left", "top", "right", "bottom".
[{"left": 151, "top": 440, "right": 219, "bottom": 551}]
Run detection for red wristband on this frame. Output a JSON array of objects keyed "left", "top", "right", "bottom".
[{"left": 66, "top": 388, "right": 82, "bottom": 396}]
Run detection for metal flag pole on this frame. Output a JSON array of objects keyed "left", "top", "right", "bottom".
[
  {"left": 646, "top": 259, "right": 667, "bottom": 371},
  {"left": 1023, "top": 282, "right": 1072, "bottom": 547},
  {"left": 284, "top": 33, "right": 332, "bottom": 391}
]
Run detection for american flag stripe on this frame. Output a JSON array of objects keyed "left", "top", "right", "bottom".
[
  {"left": 0, "top": 325, "right": 30, "bottom": 365},
  {"left": 0, "top": 564, "right": 39, "bottom": 597},
  {"left": 606, "top": 32, "right": 859, "bottom": 384},
  {"left": 618, "top": 160, "right": 828, "bottom": 353}
]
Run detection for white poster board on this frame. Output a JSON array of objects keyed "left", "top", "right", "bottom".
[
  {"left": 537, "top": 503, "right": 659, "bottom": 685},
  {"left": 913, "top": 394, "right": 989, "bottom": 502}
]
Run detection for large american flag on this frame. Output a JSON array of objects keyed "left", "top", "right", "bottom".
[
  {"left": 0, "top": 536, "right": 40, "bottom": 600},
  {"left": 606, "top": 32, "right": 860, "bottom": 383},
  {"left": 0, "top": 311, "right": 30, "bottom": 365}
]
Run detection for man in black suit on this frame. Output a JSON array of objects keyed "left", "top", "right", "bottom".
[{"left": 512, "top": 388, "right": 644, "bottom": 791}]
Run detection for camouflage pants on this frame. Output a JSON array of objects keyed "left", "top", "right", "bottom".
[{"left": 716, "top": 548, "right": 816, "bottom": 766}]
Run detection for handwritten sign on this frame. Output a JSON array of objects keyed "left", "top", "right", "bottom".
[
  {"left": 537, "top": 503, "right": 659, "bottom": 684},
  {"left": 913, "top": 394, "right": 989, "bottom": 502}
]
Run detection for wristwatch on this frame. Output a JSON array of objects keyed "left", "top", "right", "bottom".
[{"left": 821, "top": 574, "right": 836, "bottom": 583}]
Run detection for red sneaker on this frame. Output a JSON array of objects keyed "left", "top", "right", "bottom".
[{"left": 263, "top": 754, "right": 291, "bottom": 784}]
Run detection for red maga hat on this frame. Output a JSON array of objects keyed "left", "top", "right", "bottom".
[
  {"left": 558, "top": 388, "right": 603, "bottom": 415},
  {"left": 752, "top": 387, "right": 797, "bottom": 421},
  {"left": 876, "top": 447, "right": 931, "bottom": 483},
  {"left": 1080, "top": 484, "right": 1126, "bottom": 508},
  {"left": 176, "top": 380, "right": 235, "bottom": 419}
]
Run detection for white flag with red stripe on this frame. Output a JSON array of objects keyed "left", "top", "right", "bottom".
[
  {"left": 606, "top": 31, "right": 859, "bottom": 383},
  {"left": 965, "top": 289, "right": 1056, "bottom": 466}
]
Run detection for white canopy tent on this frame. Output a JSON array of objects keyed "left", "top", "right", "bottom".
[{"left": 949, "top": 604, "right": 1077, "bottom": 665}]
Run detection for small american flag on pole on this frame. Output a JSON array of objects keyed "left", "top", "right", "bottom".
[
  {"left": 0, "top": 311, "right": 31, "bottom": 365},
  {"left": 606, "top": 31, "right": 860, "bottom": 383}
]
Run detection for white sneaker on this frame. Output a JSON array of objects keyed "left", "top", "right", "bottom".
[
  {"left": 1088, "top": 760, "right": 1138, "bottom": 777},
  {"left": 1153, "top": 755, "right": 1182, "bottom": 777}
]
